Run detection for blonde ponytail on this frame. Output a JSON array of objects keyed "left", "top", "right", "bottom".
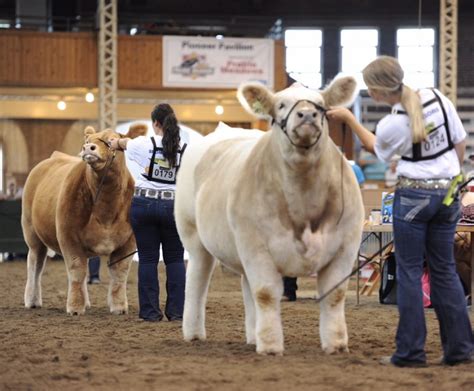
[
  {"left": 399, "top": 84, "right": 426, "bottom": 143},
  {"left": 363, "top": 55, "right": 426, "bottom": 143}
]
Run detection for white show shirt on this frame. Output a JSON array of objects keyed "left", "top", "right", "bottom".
[
  {"left": 373, "top": 88, "right": 466, "bottom": 180},
  {"left": 126, "top": 135, "right": 187, "bottom": 191}
]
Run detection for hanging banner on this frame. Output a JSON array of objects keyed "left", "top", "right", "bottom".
[{"left": 163, "top": 36, "right": 274, "bottom": 89}]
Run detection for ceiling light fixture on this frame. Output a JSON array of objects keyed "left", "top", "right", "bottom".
[
  {"left": 85, "top": 92, "right": 95, "bottom": 103},
  {"left": 215, "top": 104, "right": 224, "bottom": 115},
  {"left": 57, "top": 100, "right": 67, "bottom": 111}
]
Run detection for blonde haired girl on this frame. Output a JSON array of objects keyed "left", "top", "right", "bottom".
[{"left": 327, "top": 56, "right": 473, "bottom": 367}]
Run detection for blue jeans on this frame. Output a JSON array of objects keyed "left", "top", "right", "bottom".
[
  {"left": 130, "top": 196, "right": 185, "bottom": 321},
  {"left": 392, "top": 188, "right": 473, "bottom": 365},
  {"left": 88, "top": 256, "right": 100, "bottom": 280}
]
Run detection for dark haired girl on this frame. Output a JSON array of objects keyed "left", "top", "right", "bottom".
[{"left": 110, "top": 103, "right": 187, "bottom": 322}]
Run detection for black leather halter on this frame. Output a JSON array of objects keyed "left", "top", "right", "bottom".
[{"left": 272, "top": 100, "right": 327, "bottom": 149}]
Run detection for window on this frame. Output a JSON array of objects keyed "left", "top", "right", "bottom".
[
  {"left": 284, "top": 29, "right": 322, "bottom": 89},
  {"left": 340, "top": 29, "right": 378, "bottom": 88},
  {"left": 397, "top": 28, "right": 435, "bottom": 88}
]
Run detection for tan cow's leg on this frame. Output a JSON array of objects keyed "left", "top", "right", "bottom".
[
  {"left": 182, "top": 242, "right": 215, "bottom": 342},
  {"left": 107, "top": 244, "right": 134, "bottom": 315},
  {"left": 241, "top": 274, "right": 256, "bottom": 345},
  {"left": 317, "top": 246, "right": 357, "bottom": 354},
  {"left": 24, "top": 240, "right": 48, "bottom": 309},
  {"left": 64, "top": 255, "right": 88, "bottom": 315}
]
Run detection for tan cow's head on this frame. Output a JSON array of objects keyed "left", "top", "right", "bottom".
[
  {"left": 80, "top": 124, "right": 147, "bottom": 169},
  {"left": 238, "top": 76, "right": 357, "bottom": 152}
]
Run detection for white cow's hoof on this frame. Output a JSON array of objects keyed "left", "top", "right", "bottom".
[
  {"left": 256, "top": 346, "right": 284, "bottom": 356},
  {"left": 67, "top": 307, "right": 86, "bottom": 316},
  {"left": 246, "top": 338, "right": 256, "bottom": 345},
  {"left": 25, "top": 303, "right": 42, "bottom": 309},
  {"left": 24, "top": 298, "right": 42, "bottom": 309},
  {"left": 183, "top": 330, "right": 206, "bottom": 342},
  {"left": 110, "top": 308, "right": 128, "bottom": 315},
  {"left": 323, "top": 344, "right": 349, "bottom": 354}
]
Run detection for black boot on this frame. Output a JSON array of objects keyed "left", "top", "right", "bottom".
[{"left": 283, "top": 277, "right": 298, "bottom": 301}]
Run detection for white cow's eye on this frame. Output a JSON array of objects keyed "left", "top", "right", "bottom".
[{"left": 278, "top": 103, "right": 285, "bottom": 110}]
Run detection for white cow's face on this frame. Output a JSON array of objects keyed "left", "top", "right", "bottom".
[
  {"left": 272, "top": 85, "right": 326, "bottom": 150},
  {"left": 238, "top": 76, "right": 358, "bottom": 152}
]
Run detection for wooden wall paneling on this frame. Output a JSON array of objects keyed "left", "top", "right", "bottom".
[
  {"left": 0, "top": 31, "right": 97, "bottom": 87},
  {"left": 0, "top": 33, "right": 21, "bottom": 84},
  {"left": 118, "top": 35, "right": 163, "bottom": 90}
]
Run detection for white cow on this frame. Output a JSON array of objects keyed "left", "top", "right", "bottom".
[{"left": 175, "top": 77, "right": 364, "bottom": 355}]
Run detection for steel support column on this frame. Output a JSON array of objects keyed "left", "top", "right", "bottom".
[
  {"left": 439, "top": 0, "right": 458, "bottom": 106},
  {"left": 98, "top": 0, "right": 117, "bottom": 130}
]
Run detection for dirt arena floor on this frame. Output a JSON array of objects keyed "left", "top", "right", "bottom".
[{"left": 1, "top": 258, "right": 473, "bottom": 391}]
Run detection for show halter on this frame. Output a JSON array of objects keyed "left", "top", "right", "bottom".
[{"left": 272, "top": 99, "right": 327, "bottom": 150}]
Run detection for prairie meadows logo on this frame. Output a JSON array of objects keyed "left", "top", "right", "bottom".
[{"left": 171, "top": 53, "right": 214, "bottom": 79}]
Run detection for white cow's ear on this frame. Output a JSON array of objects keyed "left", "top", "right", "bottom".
[
  {"left": 237, "top": 82, "right": 274, "bottom": 119},
  {"left": 321, "top": 76, "right": 358, "bottom": 108},
  {"left": 84, "top": 126, "right": 96, "bottom": 138},
  {"left": 126, "top": 123, "right": 148, "bottom": 139}
]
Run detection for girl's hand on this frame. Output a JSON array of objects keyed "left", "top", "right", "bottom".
[
  {"left": 326, "top": 107, "right": 356, "bottom": 124},
  {"left": 109, "top": 137, "right": 127, "bottom": 151}
]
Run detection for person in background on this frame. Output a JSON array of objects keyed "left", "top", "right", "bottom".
[
  {"left": 88, "top": 256, "right": 101, "bottom": 284},
  {"left": 358, "top": 146, "right": 387, "bottom": 183},
  {"left": 1, "top": 178, "right": 23, "bottom": 200},
  {"left": 110, "top": 103, "right": 186, "bottom": 322},
  {"left": 383, "top": 157, "right": 399, "bottom": 188},
  {"left": 327, "top": 55, "right": 473, "bottom": 367}
]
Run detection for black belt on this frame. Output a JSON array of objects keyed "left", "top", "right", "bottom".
[{"left": 134, "top": 188, "right": 175, "bottom": 200}]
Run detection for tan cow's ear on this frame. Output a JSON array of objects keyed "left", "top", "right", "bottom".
[
  {"left": 126, "top": 123, "right": 148, "bottom": 139},
  {"left": 84, "top": 126, "right": 96, "bottom": 137},
  {"left": 321, "top": 76, "right": 358, "bottom": 108},
  {"left": 237, "top": 82, "right": 274, "bottom": 119}
]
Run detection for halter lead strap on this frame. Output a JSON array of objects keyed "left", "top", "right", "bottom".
[{"left": 92, "top": 138, "right": 117, "bottom": 205}]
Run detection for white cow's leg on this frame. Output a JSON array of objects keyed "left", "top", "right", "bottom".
[
  {"left": 239, "top": 247, "right": 284, "bottom": 355},
  {"left": 64, "top": 255, "right": 88, "bottom": 315},
  {"left": 182, "top": 244, "right": 215, "bottom": 342},
  {"left": 108, "top": 245, "right": 134, "bottom": 315},
  {"left": 317, "top": 246, "right": 357, "bottom": 354},
  {"left": 241, "top": 274, "right": 256, "bottom": 344},
  {"left": 24, "top": 244, "right": 48, "bottom": 309}
]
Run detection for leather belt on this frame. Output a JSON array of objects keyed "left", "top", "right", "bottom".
[
  {"left": 134, "top": 188, "right": 175, "bottom": 200},
  {"left": 397, "top": 176, "right": 452, "bottom": 190}
]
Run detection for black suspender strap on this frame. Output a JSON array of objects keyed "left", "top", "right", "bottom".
[
  {"left": 400, "top": 89, "right": 454, "bottom": 162},
  {"left": 431, "top": 89, "right": 453, "bottom": 149},
  {"left": 392, "top": 97, "right": 438, "bottom": 115},
  {"left": 143, "top": 136, "right": 158, "bottom": 180}
]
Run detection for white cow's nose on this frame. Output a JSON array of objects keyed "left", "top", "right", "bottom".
[
  {"left": 296, "top": 108, "right": 318, "bottom": 122},
  {"left": 83, "top": 143, "right": 97, "bottom": 153}
]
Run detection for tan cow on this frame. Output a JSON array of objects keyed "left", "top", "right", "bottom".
[
  {"left": 22, "top": 124, "right": 147, "bottom": 315},
  {"left": 175, "top": 77, "right": 364, "bottom": 355}
]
